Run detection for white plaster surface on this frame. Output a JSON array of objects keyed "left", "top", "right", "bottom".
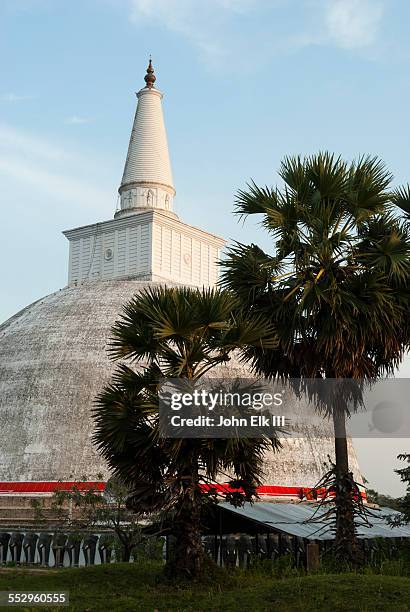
[{"left": 0, "top": 279, "right": 362, "bottom": 487}]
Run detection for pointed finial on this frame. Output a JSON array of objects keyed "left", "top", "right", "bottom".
[{"left": 144, "top": 57, "right": 156, "bottom": 89}]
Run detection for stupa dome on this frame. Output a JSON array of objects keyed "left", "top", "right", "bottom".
[{"left": 0, "top": 278, "right": 362, "bottom": 490}]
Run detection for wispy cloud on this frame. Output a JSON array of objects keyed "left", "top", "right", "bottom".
[
  {"left": 324, "top": 0, "right": 384, "bottom": 50},
  {"left": 0, "top": 155, "right": 107, "bottom": 205},
  {"left": 65, "top": 115, "right": 92, "bottom": 125},
  {"left": 0, "top": 123, "right": 66, "bottom": 161},
  {"left": 127, "top": 0, "right": 386, "bottom": 69},
  {"left": 129, "top": 0, "right": 261, "bottom": 68},
  {"left": 0, "top": 123, "right": 110, "bottom": 208},
  {"left": 0, "top": 92, "right": 35, "bottom": 103}
]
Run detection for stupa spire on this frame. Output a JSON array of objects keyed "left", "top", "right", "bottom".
[
  {"left": 144, "top": 57, "right": 156, "bottom": 89},
  {"left": 116, "top": 58, "right": 175, "bottom": 218}
]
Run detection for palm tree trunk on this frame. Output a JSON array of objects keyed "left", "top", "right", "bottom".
[
  {"left": 165, "top": 462, "right": 205, "bottom": 579},
  {"left": 121, "top": 546, "right": 131, "bottom": 562},
  {"left": 333, "top": 408, "right": 349, "bottom": 473},
  {"left": 332, "top": 407, "right": 361, "bottom": 566}
]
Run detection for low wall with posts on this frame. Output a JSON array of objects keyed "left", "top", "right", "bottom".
[
  {"left": 1, "top": 529, "right": 405, "bottom": 570},
  {"left": 0, "top": 531, "right": 126, "bottom": 567}
]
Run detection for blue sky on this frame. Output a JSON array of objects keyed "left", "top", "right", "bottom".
[{"left": 1, "top": 0, "right": 409, "bottom": 495}]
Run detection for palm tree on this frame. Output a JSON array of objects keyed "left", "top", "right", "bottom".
[
  {"left": 93, "top": 285, "right": 279, "bottom": 578},
  {"left": 391, "top": 453, "right": 410, "bottom": 526},
  {"left": 220, "top": 152, "right": 410, "bottom": 565}
]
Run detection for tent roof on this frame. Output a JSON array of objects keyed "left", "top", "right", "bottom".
[{"left": 217, "top": 502, "right": 410, "bottom": 541}]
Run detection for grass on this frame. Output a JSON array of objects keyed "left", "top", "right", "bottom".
[{"left": 0, "top": 562, "right": 410, "bottom": 611}]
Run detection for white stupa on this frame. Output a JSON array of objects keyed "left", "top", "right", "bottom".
[{"left": 0, "top": 60, "right": 363, "bottom": 498}]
